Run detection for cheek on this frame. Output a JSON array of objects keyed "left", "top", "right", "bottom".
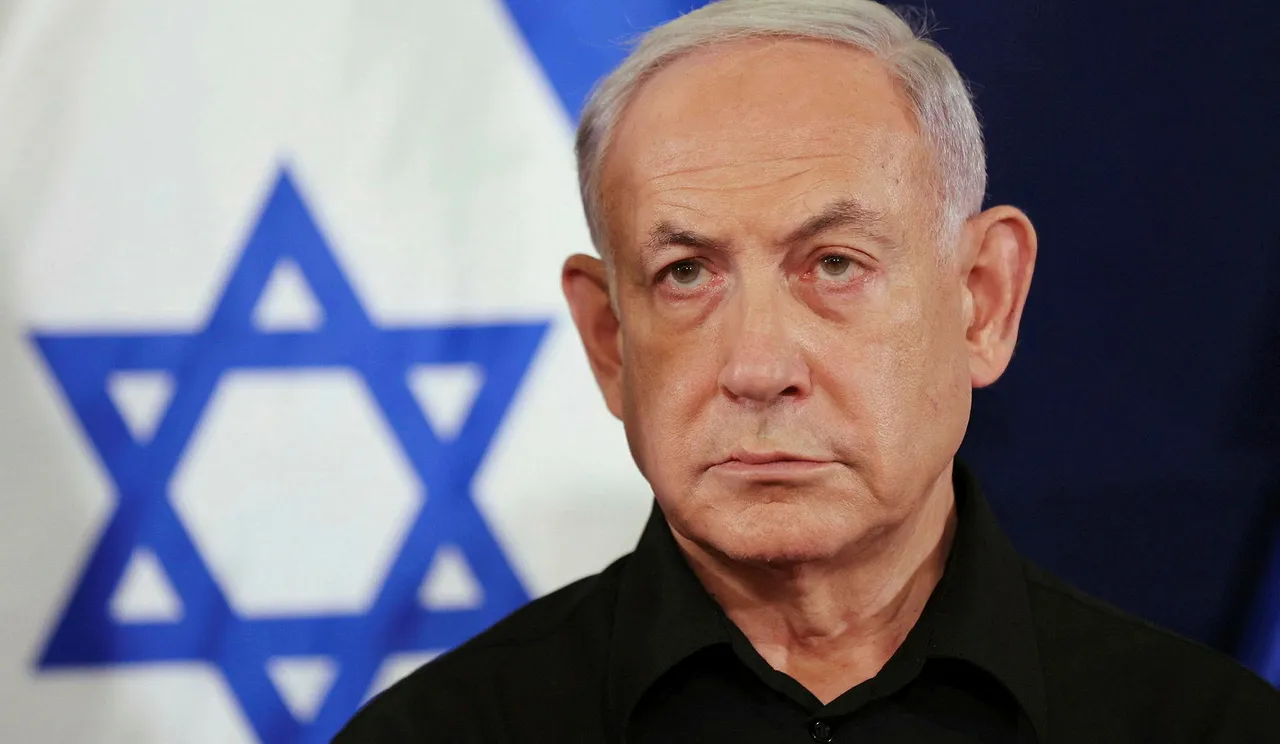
[
  {"left": 827, "top": 281, "right": 965, "bottom": 443},
  {"left": 619, "top": 321, "right": 722, "bottom": 473},
  {"left": 872, "top": 283, "right": 971, "bottom": 453}
]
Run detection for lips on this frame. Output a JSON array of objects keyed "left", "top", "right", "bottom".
[
  {"left": 711, "top": 450, "right": 836, "bottom": 478},
  {"left": 722, "top": 450, "right": 828, "bottom": 466}
]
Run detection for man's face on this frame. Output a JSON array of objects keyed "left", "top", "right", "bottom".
[{"left": 598, "top": 39, "right": 975, "bottom": 565}]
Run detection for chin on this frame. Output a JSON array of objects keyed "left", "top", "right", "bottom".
[{"left": 677, "top": 495, "right": 864, "bottom": 568}]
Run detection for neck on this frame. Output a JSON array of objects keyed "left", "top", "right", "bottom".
[{"left": 673, "top": 465, "right": 958, "bottom": 703}]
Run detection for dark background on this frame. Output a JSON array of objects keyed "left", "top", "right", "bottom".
[
  {"left": 503, "top": 0, "right": 1280, "bottom": 664},
  {"left": 936, "top": 0, "right": 1280, "bottom": 660}
]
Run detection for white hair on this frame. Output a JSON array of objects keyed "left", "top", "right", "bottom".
[{"left": 575, "top": 0, "right": 986, "bottom": 262}]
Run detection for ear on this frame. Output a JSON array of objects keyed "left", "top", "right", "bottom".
[
  {"left": 562, "top": 254, "right": 625, "bottom": 419},
  {"left": 962, "top": 206, "right": 1037, "bottom": 388}
]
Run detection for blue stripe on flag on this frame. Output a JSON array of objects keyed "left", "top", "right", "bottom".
[
  {"left": 1241, "top": 528, "right": 1280, "bottom": 685},
  {"left": 500, "top": 0, "right": 710, "bottom": 122}
]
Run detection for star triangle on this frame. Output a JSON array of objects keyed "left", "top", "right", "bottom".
[{"left": 30, "top": 168, "right": 550, "bottom": 743}]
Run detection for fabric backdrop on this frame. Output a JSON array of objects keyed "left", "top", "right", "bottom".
[{"left": 1, "top": 1, "right": 1277, "bottom": 742}]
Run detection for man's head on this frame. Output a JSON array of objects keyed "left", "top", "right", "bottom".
[{"left": 563, "top": 0, "right": 1036, "bottom": 567}]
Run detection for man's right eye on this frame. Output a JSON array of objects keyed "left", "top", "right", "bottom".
[{"left": 662, "top": 259, "right": 707, "bottom": 288}]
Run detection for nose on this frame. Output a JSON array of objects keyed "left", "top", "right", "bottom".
[{"left": 717, "top": 281, "right": 812, "bottom": 405}]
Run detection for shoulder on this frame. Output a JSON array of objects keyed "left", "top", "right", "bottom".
[
  {"left": 1023, "top": 562, "right": 1280, "bottom": 741},
  {"left": 334, "top": 555, "right": 629, "bottom": 742}
]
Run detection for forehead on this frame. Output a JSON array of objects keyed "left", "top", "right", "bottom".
[{"left": 602, "top": 38, "right": 929, "bottom": 244}]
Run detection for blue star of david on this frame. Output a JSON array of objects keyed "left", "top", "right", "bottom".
[{"left": 31, "top": 170, "right": 549, "bottom": 743}]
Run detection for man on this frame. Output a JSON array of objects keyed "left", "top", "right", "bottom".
[{"left": 338, "top": 0, "right": 1280, "bottom": 741}]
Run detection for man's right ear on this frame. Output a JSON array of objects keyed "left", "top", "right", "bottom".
[{"left": 562, "top": 254, "right": 624, "bottom": 420}]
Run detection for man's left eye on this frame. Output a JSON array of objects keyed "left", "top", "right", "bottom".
[{"left": 816, "top": 254, "right": 858, "bottom": 281}]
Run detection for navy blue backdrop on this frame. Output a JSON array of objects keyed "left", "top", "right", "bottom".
[
  {"left": 503, "top": 0, "right": 1280, "bottom": 671},
  {"left": 931, "top": 0, "right": 1280, "bottom": 669}
]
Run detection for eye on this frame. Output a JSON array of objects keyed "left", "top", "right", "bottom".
[
  {"left": 660, "top": 259, "right": 710, "bottom": 289},
  {"left": 814, "top": 254, "right": 861, "bottom": 282}
]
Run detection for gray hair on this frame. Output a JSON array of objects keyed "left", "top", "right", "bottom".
[{"left": 575, "top": 0, "right": 986, "bottom": 263}]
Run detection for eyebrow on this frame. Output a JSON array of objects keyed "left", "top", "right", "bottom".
[
  {"left": 644, "top": 221, "right": 726, "bottom": 255},
  {"left": 642, "top": 198, "right": 890, "bottom": 256},
  {"left": 784, "top": 198, "right": 889, "bottom": 245}
]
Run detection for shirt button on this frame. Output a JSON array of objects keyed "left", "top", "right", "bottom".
[{"left": 809, "top": 719, "right": 833, "bottom": 742}]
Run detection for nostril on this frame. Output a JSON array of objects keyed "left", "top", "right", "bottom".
[{"left": 780, "top": 385, "right": 801, "bottom": 397}]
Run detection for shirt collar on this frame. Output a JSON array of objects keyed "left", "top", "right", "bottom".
[
  {"left": 927, "top": 460, "right": 1050, "bottom": 742},
  {"left": 607, "top": 499, "right": 728, "bottom": 735},
  {"left": 606, "top": 459, "right": 1050, "bottom": 743}
]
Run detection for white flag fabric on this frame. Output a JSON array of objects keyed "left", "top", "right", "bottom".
[{"left": 0, "top": 1, "right": 657, "bottom": 741}]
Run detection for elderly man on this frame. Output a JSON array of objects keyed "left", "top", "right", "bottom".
[{"left": 339, "top": 0, "right": 1280, "bottom": 741}]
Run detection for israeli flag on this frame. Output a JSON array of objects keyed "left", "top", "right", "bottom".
[
  {"left": 0, "top": 1, "right": 701, "bottom": 741},
  {"left": 1243, "top": 527, "right": 1280, "bottom": 686}
]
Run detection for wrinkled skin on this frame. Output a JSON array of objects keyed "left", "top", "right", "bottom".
[{"left": 564, "top": 39, "right": 1035, "bottom": 582}]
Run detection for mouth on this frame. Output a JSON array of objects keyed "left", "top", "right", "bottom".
[{"left": 710, "top": 451, "right": 837, "bottom": 478}]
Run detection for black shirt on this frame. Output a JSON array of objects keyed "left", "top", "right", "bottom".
[{"left": 337, "top": 461, "right": 1280, "bottom": 742}]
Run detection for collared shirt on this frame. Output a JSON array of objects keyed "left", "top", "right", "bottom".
[{"left": 336, "top": 461, "right": 1280, "bottom": 742}]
